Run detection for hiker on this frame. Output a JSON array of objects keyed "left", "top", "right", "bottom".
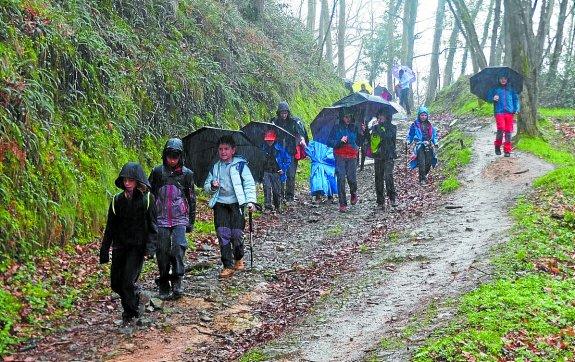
[
  {"left": 380, "top": 87, "right": 393, "bottom": 101},
  {"left": 406, "top": 106, "right": 438, "bottom": 185},
  {"left": 399, "top": 69, "right": 412, "bottom": 115},
  {"left": 487, "top": 75, "right": 520, "bottom": 157},
  {"left": 370, "top": 109, "right": 398, "bottom": 209},
  {"left": 271, "top": 101, "right": 309, "bottom": 202},
  {"left": 262, "top": 129, "right": 291, "bottom": 213},
  {"left": 306, "top": 140, "right": 337, "bottom": 203},
  {"left": 359, "top": 83, "right": 371, "bottom": 94},
  {"left": 204, "top": 135, "right": 257, "bottom": 278},
  {"left": 99, "top": 162, "right": 157, "bottom": 323},
  {"left": 148, "top": 138, "right": 196, "bottom": 300},
  {"left": 328, "top": 109, "right": 365, "bottom": 212}
]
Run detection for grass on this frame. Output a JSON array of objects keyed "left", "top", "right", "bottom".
[
  {"left": 539, "top": 108, "right": 575, "bottom": 118},
  {"left": 413, "top": 116, "right": 575, "bottom": 361},
  {"left": 437, "top": 129, "right": 473, "bottom": 193},
  {"left": 239, "top": 348, "right": 268, "bottom": 362}
]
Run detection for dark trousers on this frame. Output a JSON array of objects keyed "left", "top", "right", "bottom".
[
  {"left": 400, "top": 88, "right": 411, "bottom": 115},
  {"left": 374, "top": 159, "right": 396, "bottom": 205},
  {"left": 335, "top": 155, "right": 358, "bottom": 206},
  {"left": 110, "top": 245, "right": 145, "bottom": 319},
  {"left": 156, "top": 226, "right": 187, "bottom": 288},
  {"left": 285, "top": 158, "right": 298, "bottom": 201},
  {"left": 417, "top": 146, "right": 433, "bottom": 181},
  {"left": 214, "top": 203, "right": 245, "bottom": 268},
  {"left": 263, "top": 171, "right": 282, "bottom": 210}
]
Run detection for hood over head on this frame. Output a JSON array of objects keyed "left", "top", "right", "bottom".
[
  {"left": 115, "top": 162, "right": 151, "bottom": 190},
  {"left": 417, "top": 106, "right": 430, "bottom": 118},
  {"left": 276, "top": 101, "right": 291, "bottom": 116},
  {"left": 162, "top": 138, "right": 184, "bottom": 167}
]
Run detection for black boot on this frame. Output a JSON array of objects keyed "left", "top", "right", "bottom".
[
  {"left": 156, "top": 278, "right": 171, "bottom": 300},
  {"left": 495, "top": 145, "right": 501, "bottom": 155},
  {"left": 172, "top": 277, "right": 183, "bottom": 299}
]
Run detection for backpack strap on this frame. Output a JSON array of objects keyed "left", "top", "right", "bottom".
[{"left": 236, "top": 161, "right": 246, "bottom": 184}]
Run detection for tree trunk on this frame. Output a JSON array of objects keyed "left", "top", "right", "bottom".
[
  {"left": 401, "top": 0, "right": 418, "bottom": 67},
  {"left": 535, "top": 0, "right": 555, "bottom": 67},
  {"left": 426, "top": 0, "right": 446, "bottom": 104},
  {"left": 460, "top": 47, "right": 468, "bottom": 76},
  {"left": 307, "top": 0, "right": 316, "bottom": 33},
  {"left": 386, "top": 0, "right": 402, "bottom": 91},
  {"left": 337, "top": 0, "right": 346, "bottom": 77},
  {"left": 547, "top": 0, "right": 569, "bottom": 81},
  {"left": 443, "top": 18, "right": 459, "bottom": 87},
  {"left": 447, "top": 0, "right": 488, "bottom": 70},
  {"left": 489, "top": 0, "right": 502, "bottom": 65},
  {"left": 568, "top": 8, "right": 575, "bottom": 66},
  {"left": 480, "top": 0, "right": 494, "bottom": 49},
  {"left": 504, "top": 0, "right": 539, "bottom": 136}
]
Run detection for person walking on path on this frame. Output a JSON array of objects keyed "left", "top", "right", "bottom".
[
  {"left": 487, "top": 75, "right": 520, "bottom": 157},
  {"left": 270, "top": 101, "right": 309, "bottom": 203},
  {"left": 369, "top": 109, "right": 398, "bottom": 209},
  {"left": 148, "top": 138, "right": 196, "bottom": 300},
  {"left": 406, "top": 106, "right": 438, "bottom": 185},
  {"left": 399, "top": 69, "right": 412, "bottom": 115},
  {"left": 99, "top": 162, "right": 157, "bottom": 323},
  {"left": 261, "top": 130, "right": 291, "bottom": 213},
  {"left": 204, "top": 135, "right": 257, "bottom": 278},
  {"left": 328, "top": 109, "right": 365, "bottom": 212}
]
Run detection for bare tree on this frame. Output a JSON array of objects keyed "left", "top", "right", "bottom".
[
  {"left": 307, "top": 0, "right": 317, "bottom": 32},
  {"left": 535, "top": 0, "right": 555, "bottom": 68},
  {"left": 337, "top": 0, "right": 346, "bottom": 77},
  {"left": 386, "top": 0, "right": 402, "bottom": 90},
  {"left": 401, "top": 0, "right": 418, "bottom": 67},
  {"left": 480, "top": 0, "right": 494, "bottom": 49},
  {"left": 443, "top": 17, "right": 460, "bottom": 87},
  {"left": 426, "top": 0, "right": 446, "bottom": 104},
  {"left": 547, "top": 0, "right": 569, "bottom": 81},
  {"left": 447, "top": 0, "right": 488, "bottom": 70},
  {"left": 489, "top": 0, "right": 502, "bottom": 65}
]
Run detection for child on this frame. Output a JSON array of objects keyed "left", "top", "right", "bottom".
[
  {"left": 261, "top": 130, "right": 291, "bottom": 213},
  {"left": 99, "top": 162, "right": 157, "bottom": 323},
  {"left": 204, "top": 135, "right": 257, "bottom": 278},
  {"left": 369, "top": 110, "right": 397, "bottom": 209},
  {"left": 328, "top": 109, "right": 365, "bottom": 213},
  {"left": 148, "top": 138, "right": 196, "bottom": 300},
  {"left": 406, "top": 106, "right": 438, "bottom": 185},
  {"left": 487, "top": 75, "right": 519, "bottom": 157}
]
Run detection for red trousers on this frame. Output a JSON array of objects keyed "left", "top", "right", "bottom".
[{"left": 494, "top": 113, "right": 514, "bottom": 153}]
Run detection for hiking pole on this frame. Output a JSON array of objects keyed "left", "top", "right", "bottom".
[{"left": 248, "top": 208, "right": 254, "bottom": 269}]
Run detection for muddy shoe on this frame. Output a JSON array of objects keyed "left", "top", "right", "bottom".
[
  {"left": 158, "top": 281, "right": 171, "bottom": 300},
  {"left": 495, "top": 145, "right": 502, "bottom": 155},
  {"left": 234, "top": 259, "right": 245, "bottom": 271},
  {"left": 219, "top": 268, "right": 235, "bottom": 278},
  {"left": 339, "top": 205, "right": 347, "bottom": 213},
  {"left": 391, "top": 198, "right": 398, "bottom": 207},
  {"left": 504, "top": 152, "right": 510, "bottom": 157},
  {"left": 350, "top": 194, "right": 358, "bottom": 205}
]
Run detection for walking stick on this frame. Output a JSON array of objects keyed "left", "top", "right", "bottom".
[{"left": 248, "top": 209, "right": 254, "bottom": 268}]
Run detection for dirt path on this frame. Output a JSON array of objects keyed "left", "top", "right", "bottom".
[
  {"left": 260, "top": 123, "right": 553, "bottom": 361},
  {"left": 11, "top": 119, "right": 552, "bottom": 362}
]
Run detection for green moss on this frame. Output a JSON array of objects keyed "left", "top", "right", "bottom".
[
  {"left": 437, "top": 130, "right": 473, "bottom": 193},
  {"left": 239, "top": 348, "right": 268, "bottom": 362}
]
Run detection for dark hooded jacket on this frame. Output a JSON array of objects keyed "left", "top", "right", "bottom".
[
  {"left": 148, "top": 138, "right": 196, "bottom": 229},
  {"left": 100, "top": 162, "right": 158, "bottom": 260},
  {"left": 369, "top": 119, "right": 397, "bottom": 161},
  {"left": 271, "top": 101, "right": 309, "bottom": 152}
]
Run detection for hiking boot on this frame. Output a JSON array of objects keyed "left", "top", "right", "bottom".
[
  {"left": 391, "top": 198, "right": 398, "bottom": 207},
  {"left": 504, "top": 152, "right": 510, "bottom": 157},
  {"left": 495, "top": 145, "right": 502, "bottom": 155},
  {"left": 234, "top": 259, "right": 245, "bottom": 271},
  {"left": 157, "top": 280, "right": 171, "bottom": 300},
  {"left": 219, "top": 268, "right": 235, "bottom": 278},
  {"left": 172, "top": 277, "right": 183, "bottom": 298},
  {"left": 339, "top": 205, "right": 347, "bottom": 213},
  {"left": 350, "top": 194, "right": 358, "bottom": 205},
  {"left": 137, "top": 291, "right": 151, "bottom": 317}
]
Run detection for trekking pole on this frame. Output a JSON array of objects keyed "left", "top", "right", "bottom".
[{"left": 248, "top": 209, "right": 254, "bottom": 268}]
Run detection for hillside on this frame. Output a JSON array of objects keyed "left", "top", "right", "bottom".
[{"left": 0, "top": 0, "right": 344, "bottom": 263}]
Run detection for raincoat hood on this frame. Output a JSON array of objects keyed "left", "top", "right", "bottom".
[
  {"left": 162, "top": 138, "right": 184, "bottom": 167},
  {"left": 417, "top": 106, "right": 429, "bottom": 118},
  {"left": 114, "top": 162, "right": 151, "bottom": 190},
  {"left": 276, "top": 101, "right": 291, "bottom": 116}
]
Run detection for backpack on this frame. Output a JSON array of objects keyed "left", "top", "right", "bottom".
[
  {"left": 369, "top": 132, "right": 382, "bottom": 156},
  {"left": 111, "top": 191, "right": 151, "bottom": 215}
]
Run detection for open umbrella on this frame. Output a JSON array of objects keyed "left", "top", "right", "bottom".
[
  {"left": 182, "top": 127, "right": 265, "bottom": 187},
  {"left": 470, "top": 66, "right": 523, "bottom": 101},
  {"left": 352, "top": 80, "right": 373, "bottom": 94},
  {"left": 333, "top": 92, "right": 401, "bottom": 122},
  {"left": 392, "top": 65, "right": 416, "bottom": 83},
  {"left": 240, "top": 121, "right": 296, "bottom": 155}
]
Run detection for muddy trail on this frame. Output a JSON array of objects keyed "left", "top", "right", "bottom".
[{"left": 11, "top": 118, "right": 552, "bottom": 361}]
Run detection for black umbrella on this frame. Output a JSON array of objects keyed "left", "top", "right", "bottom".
[
  {"left": 182, "top": 127, "right": 265, "bottom": 187},
  {"left": 374, "top": 85, "right": 385, "bottom": 97},
  {"left": 470, "top": 66, "right": 523, "bottom": 101},
  {"left": 240, "top": 121, "right": 296, "bottom": 155},
  {"left": 310, "top": 106, "right": 343, "bottom": 145},
  {"left": 333, "top": 92, "right": 400, "bottom": 121}
]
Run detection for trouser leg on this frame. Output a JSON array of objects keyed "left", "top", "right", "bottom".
[{"left": 374, "top": 159, "right": 385, "bottom": 204}]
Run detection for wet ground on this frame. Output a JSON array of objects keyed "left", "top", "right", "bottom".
[{"left": 11, "top": 118, "right": 553, "bottom": 361}]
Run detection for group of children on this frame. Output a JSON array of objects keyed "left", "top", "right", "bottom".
[{"left": 100, "top": 135, "right": 257, "bottom": 323}]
